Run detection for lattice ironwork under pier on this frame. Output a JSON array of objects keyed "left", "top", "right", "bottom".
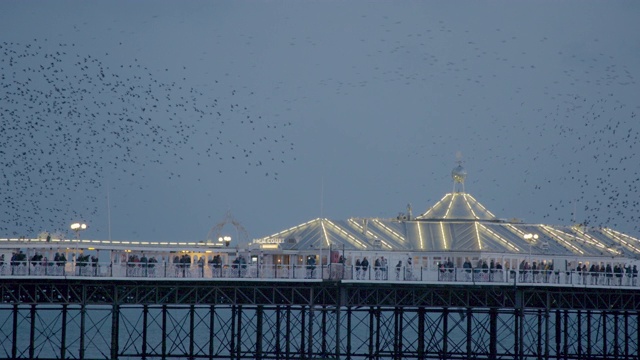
[{"left": 0, "top": 279, "right": 639, "bottom": 359}]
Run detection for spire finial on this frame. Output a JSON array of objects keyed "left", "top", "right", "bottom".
[{"left": 451, "top": 152, "right": 466, "bottom": 192}]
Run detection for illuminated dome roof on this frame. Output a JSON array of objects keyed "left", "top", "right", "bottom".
[{"left": 254, "top": 166, "right": 640, "bottom": 260}]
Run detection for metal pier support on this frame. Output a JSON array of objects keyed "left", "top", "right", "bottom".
[
  {"left": 442, "top": 307, "right": 449, "bottom": 359},
  {"left": 307, "top": 305, "right": 314, "bottom": 359},
  {"left": 61, "top": 304, "right": 68, "bottom": 360},
  {"left": 490, "top": 307, "right": 498, "bottom": 359},
  {"left": 142, "top": 305, "right": 148, "bottom": 359},
  {"left": 1, "top": 280, "right": 640, "bottom": 359},
  {"left": 161, "top": 304, "right": 167, "bottom": 360},
  {"left": 80, "top": 303, "right": 86, "bottom": 360},
  {"left": 29, "top": 304, "right": 35, "bottom": 360},
  {"left": 111, "top": 303, "right": 119, "bottom": 360},
  {"left": 466, "top": 307, "right": 473, "bottom": 359},
  {"left": 189, "top": 305, "right": 195, "bottom": 360},
  {"left": 418, "top": 307, "right": 425, "bottom": 359},
  {"left": 274, "top": 305, "right": 281, "bottom": 360},
  {"left": 208, "top": 305, "right": 215, "bottom": 360}
]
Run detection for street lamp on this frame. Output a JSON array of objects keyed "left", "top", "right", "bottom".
[
  {"left": 218, "top": 235, "right": 231, "bottom": 247},
  {"left": 524, "top": 233, "right": 538, "bottom": 261},
  {"left": 70, "top": 223, "right": 88, "bottom": 240}
]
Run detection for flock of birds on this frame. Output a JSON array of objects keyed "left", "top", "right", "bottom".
[
  {"left": 0, "top": 39, "right": 296, "bottom": 237},
  {"left": 533, "top": 93, "right": 640, "bottom": 232},
  {"left": 1, "top": 10, "right": 639, "bottom": 240}
]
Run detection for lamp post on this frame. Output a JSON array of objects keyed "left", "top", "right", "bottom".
[
  {"left": 70, "top": 223, "right": 87, "bottom": 275},
  {"left": 70, "top": 222, "right": 88, "bottom": 240},
  {"left": 218, "top": 235, "right": 231, "bottom": 247},
  {"left": 524, "top": 233, "right": 538, "bottom": 262}
]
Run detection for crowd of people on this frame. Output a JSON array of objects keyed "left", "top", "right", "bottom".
[
  {"left": 231, "top": 255, "right": 248, "bottom": 277},
  {"left": 1, "top": 251, "right": 69, "bottom": 275},
  {"left": 574, "top": 262, "right": 638, "bottom": 286},
  {"left": 516, "top": 260, "right": 557, "bottom": 283},
  {"left": 459, "top": 258, "right": 505, "bottom": 282},
  {"left": 126, "top": 254, "right": 159, "bottom": 276},
  {"left": 2, "top": 250, "right": 639, "bottom": 287},
  {"left": 352, "top": 256, "right": 392, "bottom": 280}
]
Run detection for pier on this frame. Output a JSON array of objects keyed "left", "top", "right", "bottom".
[{"left": 2, "top": 167, "right": 639, "bottom": 359}]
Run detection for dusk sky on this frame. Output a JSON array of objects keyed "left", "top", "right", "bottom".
[{"left": 1, "top": 1, "right": 639, "bottom": 245}]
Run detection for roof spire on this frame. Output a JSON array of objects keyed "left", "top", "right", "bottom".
[{"left": 451, "top": 152, "right": 466, "bottom": 193}]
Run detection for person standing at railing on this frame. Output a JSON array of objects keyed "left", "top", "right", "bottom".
[
  {"left": 489, "top": 260, "right": 495, "bottom": 282},
  {"left": 361, "top": 257, "right": 369, "bottom": 280},
  {"left": 463, "top": 258, "right": 472, "bottom": 281},
  {"left": 614, "top": 264, "right": 623, "bottom": 285},
  {"left": 181, "top": 254, "right": 191, "bottom": 277},
  {"left": 374, "top": 258, "right": 381, "bottom": 280},
  {"left": 480, "top": 260, "right": 488, "bottom": 282},
  {"left": 59, "top": 253, "right": 66, "bottom": 275},
  {"left": 197, "top": 257, "right": 205, "bottom": 277},
  {"left": 211, "top": 255, "right": 222, "bottom": 277},
  {"left": 148, "top": 256, "right": 157, "bottom": 277},
  {"left": 624, "top": 264, "right": 632, "bottom": 286},
  {"left": 91, "top": 256, "right": 98, "bottom": 276},
  {"left": 239, "top": 256, "right": 247, "bottom": 278},
  {"left": 395, "top": 260, "right": 402, "bottom": 280},
  {"left": 306, "top": 256, "right": 316, "bottom": 279},
  {"left": 31, "top": 253, "right": 43, "bottom": 275},
  {"left": 605, "top": 263, "right": 613, "bottom": 285},
  {"left": 355, "top": 258, "right": 362, "bottom": 280},
  {"left": 337, "top": 255, "right": 346, "bottom": 280},
  {"left": 445, "top": 259, "right": 454, "bottom": 281},
  {"left": 380, "top": 257, "right": 387, "bottom": 280},
  {"left": 231, "top": 257, "right": 241, "bottom": 277},
  {"left": 438, "top": 262, "right": 445, "bottom": 281},
  {"left": 173, "top": 255, "right": 180, "bottom": 277}
]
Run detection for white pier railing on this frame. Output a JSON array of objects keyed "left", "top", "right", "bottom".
[{"left": 1, "top": 262, "right": 638, "bottom": 288}]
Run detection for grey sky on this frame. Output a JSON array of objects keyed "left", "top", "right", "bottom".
[{"left": 1, "top": 1, "right": 639, "bottom": 244}]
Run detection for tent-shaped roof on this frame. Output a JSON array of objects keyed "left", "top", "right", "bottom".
[
  {"left": 252, "top": 165, "right": 640, "bottom": 260},
  {"left": 416, "top": 192, "right": 497, "bottom": 221}
]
